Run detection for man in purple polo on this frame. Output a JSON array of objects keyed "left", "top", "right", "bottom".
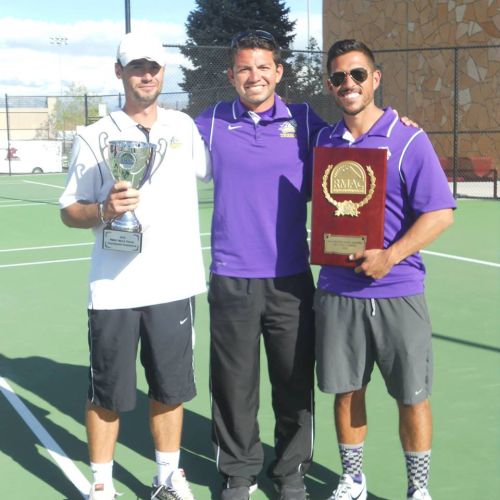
[
  {"left": 195, "top": 30, "right": 325, "bottom": 500},
  {"left": 313, "top": 40, "right": 456, "bottom": 500}
]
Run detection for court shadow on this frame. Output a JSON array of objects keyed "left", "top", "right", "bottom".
[
  {"left": 0, "top": 354, "right": 388, "bottom": 499},
  {"left": 432, "top": 332, "right": 500, "bottom": 353},
  {"left": 0, "top": 392, "right": 85, "bottom": 498},
  {"left": 118, "top": 398, "right": 217, "bottom": 498},
  {"left": 256, "top": 448, "right": 386, "bottom": 500},
  {"left": 0, "top": 354, "right": 216, "bottom": 497},
  {"left": 0, "top": 393, "right": 147, "bottom": 498}
]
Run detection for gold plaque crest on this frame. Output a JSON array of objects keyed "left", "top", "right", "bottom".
[{"left": 322, "top": 160, "right": 376, "bottom": 217}]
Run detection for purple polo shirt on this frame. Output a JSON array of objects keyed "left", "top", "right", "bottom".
[
  {"left": 314, "top": 107, "right": 456, "bottom": 298},
  {"left": 196, "top": 95, "right": 325, "bottom": 277}
]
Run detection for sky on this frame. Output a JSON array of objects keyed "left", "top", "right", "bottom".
[{"left": 0, "top": 0, "right": 323, "bottom": 96}]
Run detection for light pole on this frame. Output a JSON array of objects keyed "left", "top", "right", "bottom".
[
  {"left": 49, "top": 36, "right": 68, "bottom": 148},
  {"left": 125, "top": 0, "right": 131, "bottom": 33},
  {"left": 307, "top": 0, "right": 310, "bottom": 47},
  {"left": 49, "top": 35, "right": 68, "bottom": 95}
]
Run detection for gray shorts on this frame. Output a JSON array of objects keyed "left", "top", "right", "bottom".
[
  {"left": 314, "top": 290, "right": 433, "bottom": 405},
  {"left": 87, "top": 298, "right": 196, "bottom": 412}
]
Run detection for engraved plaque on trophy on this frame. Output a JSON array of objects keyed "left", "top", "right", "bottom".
[{"left": 310, "top": 147, "right": 387, "bottom": 267}]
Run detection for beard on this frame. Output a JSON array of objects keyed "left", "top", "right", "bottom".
[{"left": 130, "top": 86, "right": 162, "bottom": 105}]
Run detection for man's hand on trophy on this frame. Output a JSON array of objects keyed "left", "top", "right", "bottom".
[{"left": 104, "top": 180, "right": 140, "bottom": 219}]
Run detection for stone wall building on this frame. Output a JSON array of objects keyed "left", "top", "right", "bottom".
[{"left": 322, "top": 0, "right": 500, "bottom": 181}]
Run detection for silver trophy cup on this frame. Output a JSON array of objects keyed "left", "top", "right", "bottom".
[{"left": 102, "top": 140, "right": 156, "bottom": 252}]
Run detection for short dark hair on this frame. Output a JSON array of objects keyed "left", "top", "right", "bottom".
[
  {"left": 326, "top": 39, "right": 376, "bottom": 73},
  {"left": 228, "top": 30, "right": 282, "bottom": 67}
]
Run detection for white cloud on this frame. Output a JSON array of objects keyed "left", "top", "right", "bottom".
[
  {"left": 290, "top": 12, "right": 323, "bottom": 49},
  {"left": 0, "top": 18, "right": 188, "bottom": 96},
  {"left": 0, "top": 9, "right": 323, "bottom": 97}
]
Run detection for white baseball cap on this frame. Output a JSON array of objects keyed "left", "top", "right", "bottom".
[{"left": 117, "top": 32, "right": 167, "bottom": 67}]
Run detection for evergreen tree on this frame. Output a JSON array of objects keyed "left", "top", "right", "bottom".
[
  {"left": 289, "top": 37, "right": 324, "bottom": 98},
  {"left": 181, "top": 0, "right": 296, "bottom": 115}
]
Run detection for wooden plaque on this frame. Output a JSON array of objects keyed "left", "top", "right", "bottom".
[{"left": 310, "top": 147, "right": 387, "bottom": 267}]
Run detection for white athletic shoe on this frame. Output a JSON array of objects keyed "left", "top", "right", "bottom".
[
  {"left": 328, "top": 473, "right": 367, "bottom": 500},
  {"left": 151, "top": 469, "right": 195, "bottom": 500},
  {"left": 88, "top": 482, "right": 118, "bottom": 500},
  {"left": 407, "top": 487, "right": 432, "bottom": 499}
]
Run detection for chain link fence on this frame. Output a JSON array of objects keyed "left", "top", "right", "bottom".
[{"left": 1, "top": 43, "right": 498, "bottom": 199}]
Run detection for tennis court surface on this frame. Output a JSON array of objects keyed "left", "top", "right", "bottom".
[{"left": 1, "top": 173, "right": 499, "bottom": 499}]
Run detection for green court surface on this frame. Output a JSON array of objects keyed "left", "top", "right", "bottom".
[{"left": 1, "top": 173, "right": 499, "bottom": 499}]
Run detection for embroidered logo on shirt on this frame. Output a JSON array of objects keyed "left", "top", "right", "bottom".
[
  {"left": 228, "top": 124, "right": 242, "bottom": 130},
  {"left": 169, "top": 136, "right": 182, "bottom": 148},
  {"left": 279, "top": 120, "right": 297, "bottom": 138}
]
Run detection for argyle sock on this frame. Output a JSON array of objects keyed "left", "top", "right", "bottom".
[
  {"left": 405, "top": 450, "right": 431, "bottom": 495},
  {"left": 339, "top": 442, "right": 364, "bottom": 482}
]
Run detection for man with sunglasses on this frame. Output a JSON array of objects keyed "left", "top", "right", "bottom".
[
  {"left": 195, "top": 30, "right": 325, "bottom": 500},
  {"left": 313, "top": 39, "right": 456, "bottom": 500}
]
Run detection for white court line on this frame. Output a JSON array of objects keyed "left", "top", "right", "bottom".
[
  {"left": 421, "top": 249, "right": 500, "bottom": 268},
  {"left": 0, "top": 202, "right": 55, "bottom": 208},
  {"left": 0, "top": 247, "right": 213, "bottom": 269},
  {"left": 1, "top": 246, "right": 498, "bottom": 270},
  {"left": 0, "top": 173, "right": 65, "bottom": 179},
  {"left": 0, "top": 179, "right": 62, "bottom": 208},
  {"left": 1, "top": 236, "right": 497, "bottom": 269},
  {"left": 0, "top": 243, "right": 93, "bottom": 253},
  {"left": 0, "top": 376, "right": 89, "bottom": 498},
  {"left": 0, "top": 236, "right": 211, "bottom": 254},
  {"left": 0, "top": 257, "right": 91, "bottom": 269},
  {"left": 23, "top": 180, "right": 65, "bottom": 189}
]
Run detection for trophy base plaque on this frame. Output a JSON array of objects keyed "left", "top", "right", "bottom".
[
  {"left": 103, "top": 229, "right": 142, "bottom": 253},
  {"left": 311, "top": 147, "right": 387, "bottom": 267}
]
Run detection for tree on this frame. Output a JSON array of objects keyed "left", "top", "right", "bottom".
[
  {"left": 181, "top": 0, "right": 296, "bottom": 115},
  {"left": 50, "top": 82, "right": 101, "bottom": 134},
  {"left": 38, "top": 83, "right": 102, "bottom": 157},
  {"left": 288, "top": 37, "right": 324, "bottom": 98}
]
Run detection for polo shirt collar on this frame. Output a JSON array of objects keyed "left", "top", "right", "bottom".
[
  {"left": 110, "top": 107, "right": 165, "bottom": 131},
  {"left": 330, "top": 106, "right": 399, "bottom": 142},
  {"left": 232, "top": 93, "right": 292, "bottom": 121},
  {"left": 110, "top": 109, "right": 138, "bottom": 131}
]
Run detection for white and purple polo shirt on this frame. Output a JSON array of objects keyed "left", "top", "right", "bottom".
[
  {"left": 314, "top": 107, "right": 456, "bottom": 298},
  {"left": 196, "top": 94, "right": 325, "bottom": 278}
]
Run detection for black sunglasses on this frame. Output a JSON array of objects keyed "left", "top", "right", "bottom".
[
  {"left": 329, "top": 67, "right": 369, "bottom": 87},
  {"left": 230, "top": 30, "right": 278, "bottom": 48}
]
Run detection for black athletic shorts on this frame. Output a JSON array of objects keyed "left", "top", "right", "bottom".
[{"left": 87, "top": 298, "right": 196, "bottom": 412}]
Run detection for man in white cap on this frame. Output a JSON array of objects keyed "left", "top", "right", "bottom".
[{"left": 59, "top": 31, "right": 209, "bottom": 500}]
